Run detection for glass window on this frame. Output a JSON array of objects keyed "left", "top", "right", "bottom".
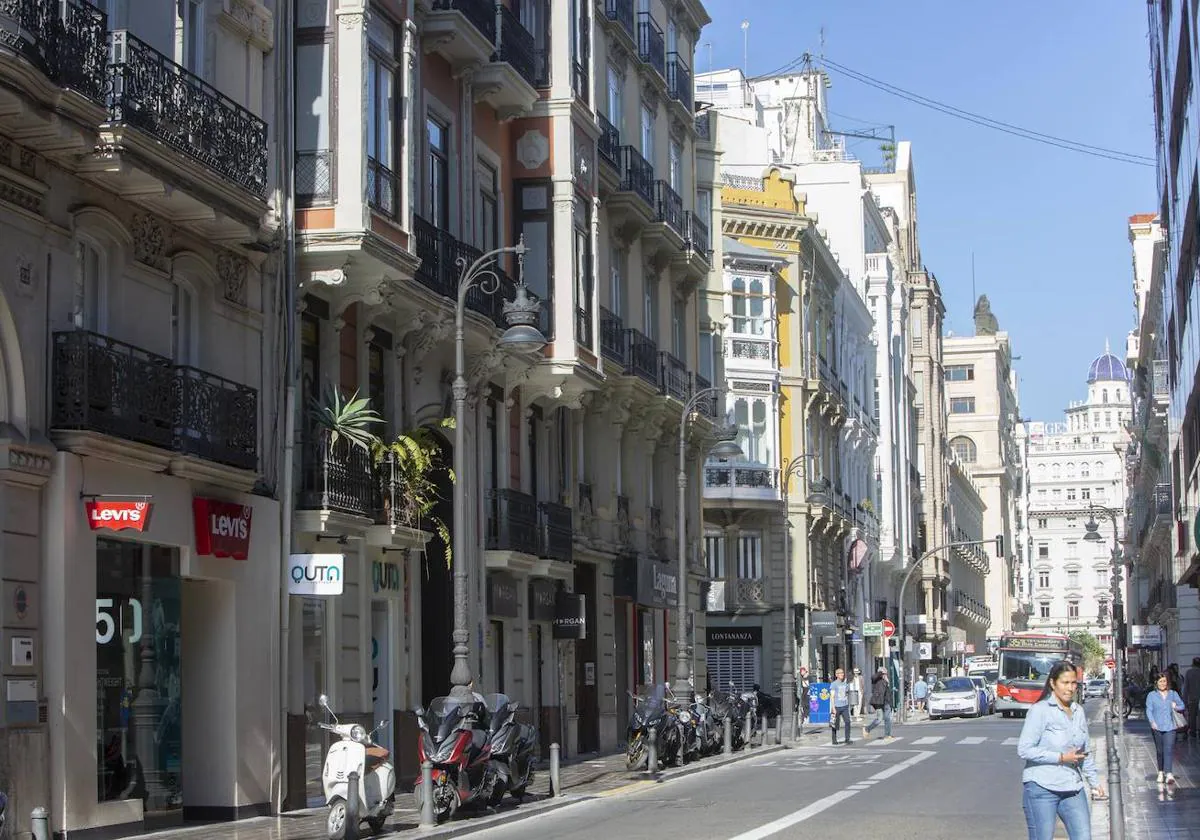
[
  {"left": 705, "top": 532, "right": 725, "bottom": 578},
  {"left": 643, "top": 274, "right": 659, "bottom": 340},
  {"left": 950, "top": 436, "right": 976, "bottom": 463},
  {"left": 1067, "top": 569, "right": 1079, "bottom": 587},
  {"left": 609, "top": 245, "right": 624, "bottom": 315},
  {"left": 368, "top": 339, "right": 388, "bottom": 434},
  {"left": 1081, "top": 463, "right": 1090, "bottom": 477},
  {"left": 79, "top": 242, "right": 103, "bottom": 331},
  {"left": 96, "top": 539, "right": 182, "bottom": 811},
  {"left": 1038, "top": 544, "right": 1049, "bottom": 558},
  {"left": 949, "top": 397, "right": 975, "bottom": 414},
  {"left": 1039, "top": 602, "right": 1050, "bottom": 619},
  {"left": 171, "top": 283, "right": 193, "bottom": 365},
  {"left": 736, "top": 531, "right": 762, "bottom": 579},
  {"left": 368, "top": 24, "right": 398, "bottom": 175},
  {"left": 672, "top": 297, "right": 685, "bottom": 357},
  {"left": 1038, "top": 570, "right": 1050, "bottom": 588},
  {"left": 641, "top": 104, "right": 655, "bottom": 162},
  {"left": 698, "top": 331, "right": 714, "bottom": 382},
  {"left": 427, "top": 118, "right": 450, "bottom": 229},
  {"left": 697, "top": 188, "right": 712, "bottom": 228},
  {"left": 516, "top": 183, "right": 553, "bottom": 337},
  {"left": 477, "top": 160, "right": 499, "bottom": 251},
  {"left": 574, "top": 198, "right": 593, "bottom": 342},
  {"left": 669, "top": 140, "right": 682, "bottom": 191},
  {"left": 179, "top": 0, "right": 203, "bottom": 74},
  {"left": 607, "top": 65, "right": 623, "bottom": 132},
  {"left": 1068, "top": 600, "right": 1079, "bottom": 619},
  {"left": 944, "top": 365, "right": 974, "bottom": 381}
]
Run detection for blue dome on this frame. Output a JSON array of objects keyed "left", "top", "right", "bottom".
[{"left": 1087, "top": 352, "right": 1129, "bottom": 383}]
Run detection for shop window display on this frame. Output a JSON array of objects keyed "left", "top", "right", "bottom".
[{"left": 96, "top": 538, "right": 183, "bottom": 813}]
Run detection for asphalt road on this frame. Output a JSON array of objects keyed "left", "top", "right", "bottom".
[{"left": 461, "top": 712, "right": 1070, "bottom": 840}]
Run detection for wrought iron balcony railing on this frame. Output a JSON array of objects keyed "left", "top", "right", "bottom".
[
  {"left": 496, "top": 2, "right": 538, "bottom": 89},
  {"left": 686, "top": 211, "right": 710, "bottom": 260},
  {"left": 605, "top": 0, "right": 634, "bottom": 38},
  {"left": 619, "top": 146, "right": 655, "bottom": 207},
  {"left": 624, "top": 328, "right": 658, "bottom": 385},
  {"left": 108, "top": 30, "right": 268, "bottom": 198},
  {"left": 298, "top": 434, "right": 375, "bottom": 517},
  {"left": 600, "top": 307, "right": 626, "bottom": 364},
  {"left": 51, "top": 330, "right": 258, "bottom": 471},
  {"left": 693, "top": 374, "right": 718, "bottom": 417},
  {"left": 659, "top": 351, "right": 689, "bottom": 400},
  {"left": 1153, "top": 358, "right": 1168, "bottom": 399},
  {"left": 654, "top": 180, "right": 684, "bottom": 238},
  {"left": 598, "top": 114, "right": 621, "bottom": 171},
  {"left": 637, "top": 12, "right": 665, "bottom": 79},
  {"left": 666, "top": 51, "right": 692, "bottom": 112},
  {"left": 539, "top": 501, "right": 573, "bottom": 561},
  {"left": 487, "top": 488, "right": 540, "bottom": 555},
  {"left": 694, "top": 111, "right": 712, "bottom": 140},
  {"left": 367, "top": 157, "right": 398, "bottom": 218},
  {"left": 432, "top": 0, "right": 495, "bottom": 42},
  {"left": 297, "top": 150, "right": 333, "bottom": 205},
  {"left": 413, "top": 216, "right": 515, "bottom": 328},
  {"left": 0, "top": 0, "right": 109, "bottom": 105}
]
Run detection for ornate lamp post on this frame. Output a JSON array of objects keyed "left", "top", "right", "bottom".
[
  {"left": 780, "top": 454, "right": 828, "bottom": 741},
  {"left": 449, "top": 238, "right": 546, "bottom": 699},
  {"left": 672, "top": 388, "right": 741, "bottom": 703}
]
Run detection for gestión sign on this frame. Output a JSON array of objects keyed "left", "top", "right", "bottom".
[
  {"left": 193, "top": 498, "right": 253, "bottom": 560},
  {"left": 85, "top": 499, "right": 152, "bottom": 532}
]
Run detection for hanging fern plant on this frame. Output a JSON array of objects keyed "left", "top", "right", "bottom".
[{"left": 374, "top": 418, "right": 456, "bottom": 567}]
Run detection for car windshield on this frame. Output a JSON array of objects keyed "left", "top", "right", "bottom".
[
  {"left": 984, "top": 670, "right": 998, "bottom": 683},
  {"left": 970, "top": 677, "right": 985, "bottom": 687},
  {"left": 934, "top": 677, "right": 975, "bottom": 692},
  {"left": 1000, "top": 651, "right": 1062, "bottom": 682}
]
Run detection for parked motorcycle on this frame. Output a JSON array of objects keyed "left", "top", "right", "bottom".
[
  {"left": 666, "top": 691, "right": 697, "bottom": 764},
  {"left": 625, "top": 686, "right": 669, "bottom": 770},
  {"left": 413, "top": 695, "right": 496, "bottom": 823},
  {"left": 483, "top": 693, "right": 537, "bottom": 803},
  {"left": 316, "top": 695, "right": 395, "bottom": 840},
  {"left": 690, "top": 694, "right": 722, "bottom": 756},
  {"left": 1123, "top": 680, "right": 1149, "bottom": 719}
]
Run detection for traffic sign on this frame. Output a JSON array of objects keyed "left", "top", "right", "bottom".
[
  {"left": 881, "top": 619, "right": 896, "bottom": 638},
  {"left": 1105, "top": 658, "right": 1116, "bottom": 669},
  {"left": 862, "top": 621, "right": 883, "bottom": 637}
]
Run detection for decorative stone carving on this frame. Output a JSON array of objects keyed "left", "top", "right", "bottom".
[
  {"left": 308, "top": 267, "right": 347, "bottom": 287},
  {"left": 15, "top": 255, "right": 33, "bottom": 299},
  {"left": 131, "top": 214, "right": 167, "bottom": 269},
  {"left": 17, "top": 148, "right": 36, "bottom": 177},
  {"left": 339, "top": 12, "right": 364, "bottom": 29},
  {"left": 217, "top": 251, "right": 249, "bottom": 307},
  {"left": 221, "top": 0, "right": 274, "bottom": 50},
  {"left": 516, "top": 130, "right": 550, "bottom": 171},
  {"left": 0, "top": 136, "right": 11, "bottom": 167}
]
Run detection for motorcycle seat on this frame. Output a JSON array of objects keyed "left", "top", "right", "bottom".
[{"left": 365, "top": 745, "right": 390, "bottom": 772}]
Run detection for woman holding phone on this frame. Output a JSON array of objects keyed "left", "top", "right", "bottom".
[{"left": 1017, "top": 661, "right": 1105, "bottom": 839}]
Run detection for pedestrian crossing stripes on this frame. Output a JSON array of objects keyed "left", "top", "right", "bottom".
[
  {"left": 1003, "top": 737, "right": 1020, "bottom": 746},
  {"left": 911, "top": 736, "right": 944, "bottom": 745},
  {"left": 957, "top": 736, "right": 988, "bottom": 745}
]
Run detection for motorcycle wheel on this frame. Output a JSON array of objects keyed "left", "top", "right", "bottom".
[
  {"left": 626, "top": 737, "right": 647, "bottom": 771},
  {"left": 327, "top": 798, "right": 353, "bottom": 840}
]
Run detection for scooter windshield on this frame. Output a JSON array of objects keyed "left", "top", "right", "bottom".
[
  {"left": 426, "top": 696, "right": 468, "bottom": 742},
  {"left": 484, "top": 694, "right": 514, "bottom": 734},
  {"left": 633, "top": 685, "right": 667, "bottom": 725}
]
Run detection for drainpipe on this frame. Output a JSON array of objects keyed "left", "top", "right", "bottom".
[{"left": 276, "top": 0, "right": 298, "bottom": 813}]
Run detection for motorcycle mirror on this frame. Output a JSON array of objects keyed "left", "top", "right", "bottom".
[
  {"left": 318, "top": 693, "right": 330, "bottom": 709},
  {"left": 415, "top": 706, "right": 425, "bottom": 717},
  {"left": 378, "top": 720, "right": 390, "bottom": 730}
]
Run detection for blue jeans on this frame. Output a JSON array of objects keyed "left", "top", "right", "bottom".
[
  {"left": 866, "top": 705, "right": 893, "bottom": 737},
  {"left": 1152, "top": 728, "right": 1176, "bottom": 773},
  {"left": 1023, "top": 782, "right": 1091, "bottom": 840},
  {"left": 832, "top": 706, "right": 850, "bottom": 743}
]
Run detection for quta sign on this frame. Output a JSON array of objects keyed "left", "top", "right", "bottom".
[{"left": 288, "top": 554, "right": 345, "bottom": 596}]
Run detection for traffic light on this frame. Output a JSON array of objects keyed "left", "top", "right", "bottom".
[{"left": 995, "top": 534, "right": 1005, "bottom": 558}]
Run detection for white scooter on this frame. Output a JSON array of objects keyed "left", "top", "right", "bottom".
[{"left": 317, "top": 694, "right": 395, "bottom": 839}]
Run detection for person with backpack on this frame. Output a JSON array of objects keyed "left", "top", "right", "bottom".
[{"left": 864, "top": 667, "right": 894, "bottom": 742}]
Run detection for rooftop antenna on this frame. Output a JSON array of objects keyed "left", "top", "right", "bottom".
[
  {"left": 741, "top": 19, "right": 750, "bottom": 79},
  {"left": 705, "top": 41, "right": 712, "bottom": 77}
]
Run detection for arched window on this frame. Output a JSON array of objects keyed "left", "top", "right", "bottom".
[
  {"left": 950, "top": 436, "right": 977, "bottom": 463},
  {"left": 1080, "top": 462, "right": 1090, "bottom": 478},
  {"left": 1066, "top": 461, "right": 1076, "bottom": 478},
  {"left": 1094, "top": 461, "right": 1104, "bottom": 478},
  {"left": 1052, "top": 462, "right": 1061, "bottom": 478},
  {"left": 1102, "top": 389, "right": 1108, "bottom": 404}
]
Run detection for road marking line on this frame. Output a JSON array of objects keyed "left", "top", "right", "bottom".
[
  {"left": 866, "top": 750, "right": 936, "bottom": 782},
  {"left": 846, "top": 784, "right": 870, "bottom": 790},
  {"left": 1003, "top": 737, "right": 1020, "bottom": 746},
  {"left": 911, "top": 736, "right": 943, "bottom": 745},
  {"left": 596, "top": 780, "right": 656, "bottom": 798},
  {"left": 724, "top": 789, "right": 858, "bottom": 840},
  {"left": 957, "top": 736, "right": 988, "bottom": 745}
]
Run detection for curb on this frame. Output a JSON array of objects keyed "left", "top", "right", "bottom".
[{"left": 395, "top": 742, "right": 789, "bottom": 838}]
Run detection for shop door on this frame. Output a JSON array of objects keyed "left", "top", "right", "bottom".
[
  {"left": 371, "top": 603, "right": 393, "bottom": 752},
  {"left": 573, "top": 564, "right": 599, "bottom": 753},
  {"left": 302, "top": 599, "right": 329, "bottom": 807},
  {"left": 614, "top": 601, "right": 629, "bottom": 732},
  {"left": 705, "top": 646, "right": 761, "bottom": 693}
]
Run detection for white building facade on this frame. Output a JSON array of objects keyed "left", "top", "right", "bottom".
[{"left": 1025, "top": 351, "right": 1131, "bottom": 654}]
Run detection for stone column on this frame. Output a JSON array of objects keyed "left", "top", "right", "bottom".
[{"left": 334, "top": 5, "right": 368, "bottom": 231}]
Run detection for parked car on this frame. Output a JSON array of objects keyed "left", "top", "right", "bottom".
[
  {"left": 927, "top": 677, "right": 982, "bottom": 719},
  {"left": 1084, "top": 678, "right": 1109, "bottom": 700},
  {"left": 969, "top": 676, "right": 995, "bottom": 715}
]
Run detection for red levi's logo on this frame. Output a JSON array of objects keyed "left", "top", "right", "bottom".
[
  {"left": 86, "top": 500, "right": 152, "bottom": 532},
  {"left": 193, "top": 497, "right": 253, "bottom": 560}
]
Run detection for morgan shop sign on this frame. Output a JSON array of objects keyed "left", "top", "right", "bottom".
[
  {"left": 193, "top": 497, "right": 253, "bottom": 560},
  {"left": 553, "top": 592, "right": 586, "bottom": 640},
  {"left": 85, "top": 498, "right": 153, "bottom": 532}
]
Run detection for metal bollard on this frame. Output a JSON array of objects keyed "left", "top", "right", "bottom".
[
  {"left": 1105, "top": 711, "right": 1125, "bottom": 840},
  {"left": 744, "top": 712, "right": 753, "bottom": 747},
  {"left": 774, "top": 715, "right": 782, "bottom": 745},
  {"left": 419, "top": 761, "right": 435, "bottom": 828},
  {"left": 31, "top": 807, "right": 49, "bottom": 840},
  {"left": 549, "top": 742, "right": 561, "bottom": 797},
  {"left": 723, "top": 716, "right": 733, "bottom": 755},
  {"left": 346, "top": 771, "right": 360, "bottom": 838},
  {"left": 646, "top": 726, "right": 658, "bottom": 774}
]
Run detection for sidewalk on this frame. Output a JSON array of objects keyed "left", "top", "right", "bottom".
[
  {"left": 1117, "top": 719, "right": 1200, "bottom": 839},
  {"left": 118, "top": 729, "right": 816, "bottom": 840}
]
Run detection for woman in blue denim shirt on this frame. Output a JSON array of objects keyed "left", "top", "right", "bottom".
[
  {"left": 1145, "top": 672, "right": 1186, "bottom": 786},
  {"left": 1017, "top": 662, "right": 1105, "bottom": 840}
]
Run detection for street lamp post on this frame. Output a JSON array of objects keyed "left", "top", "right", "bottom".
[
  {"left": 672, "top": 389, "right": 741, "bottom": 703},
  {"left": 449, "top": 238, "right": 547, "bottom": 700},
  {"left": 780, "top": 455, "right": 827, "bottom": 742}
]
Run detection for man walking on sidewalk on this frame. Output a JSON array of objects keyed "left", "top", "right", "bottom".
[
  {"left": 1185, "top": 657, "right": 1200, "bottom": 739},
  {"left": 831, "top": 668, "right": 852, "bottom": 745},
  {"left": 864, "top": 667, "right": 894, "bottom": 742}
]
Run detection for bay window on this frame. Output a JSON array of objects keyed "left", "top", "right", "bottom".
[
  {"left": 516, "top": 182, "right": 554, "bottom": 337},
  {"left": 574, "top": 198, "right": 594, "bottom": 345},
  {"left": 368, "top": 16, "right": 399, "bottom": 217}
]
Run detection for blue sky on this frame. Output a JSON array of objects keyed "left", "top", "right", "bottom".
[{"left": 699, "top": 2, "right": 1156, "bottom": 421}]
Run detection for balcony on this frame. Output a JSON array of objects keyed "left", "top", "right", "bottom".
[
  {"left": 666, "top": 51, "right": 692, "bottom": 114},
  {"left": 659, "top": 351, "right": 690, "bottom": 400},
  {"left": 538, "top": 501, "right": 573, "bottom": 562},
  {"left": 0, "top": 0, "right": 109, "bottom": 106},
  {"left": 685, "top": 212, "right": 710, "bottom": 263},
  {"left": 298, "top": 435, "right": 376, "bottom": 518},
  {"left": 694, "top": 374, "right": 717, "bottom": 417},
  {"left": 106, "top": 30, "right": 268, "bottom": 199},
  {"left": 413, "top": 216, "right": 516, "bottom": 328},
  {"left": 653, "top": 180, "right": 685, "bottom": 239},
  {"left": 597, "top": 114, "right": 622, "bottom": 180},
  {"left": 727, "top": 335, "right": 775, "bottom": 366},
  {"left": 487, "top": 488, "right": 540, "bottom": 556},
  {"left": 637, "top": 12, "right": 665, "bottom": 81},
  {"left": 1152, "top": 359, "right": 1168, "bottom": 402},
  {"left": 624, "top": 328, "right": 659, "bottom": 386},
  {"left": 427, "top": 1, "right": 538, "bottom": 115},
  {"left": 704, "top": 463, "right": 781, "bottom": 504},
  {"left": 367, "top": 157, "right": 399, "bottom": 218},
  {"left": 51, "top": 330, "right": 258, "bottom": 479},
  {"left": 604, "top": 0, "right": 635, "bottom": 44},
  {"left": 611, "top": 146, "right": 656, "bottom": 221},
  {"left": 599, "top": 307, "right": 627, "bottom": 365}
]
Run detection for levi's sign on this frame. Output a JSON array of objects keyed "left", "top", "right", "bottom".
[
  {"left": 85, "top": 499, "right": 152, "bottom": 532},
  {"left": 193, "top": 498, "right": 253, "bottom": 560},
  {"left": 288, "top": 554, "right": 344, "bottom": 596}
]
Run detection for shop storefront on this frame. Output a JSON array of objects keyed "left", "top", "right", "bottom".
[
  {"left": 44, "top": 454, "right": 280, "bottom": 837},
  {"left": 485, "top": 572, "right": 520, "bottom": 693},
  {"left": 705, "top": 625, "right": 763, "bottom": 693},
  {"left": 614, "top": 554, "right": 678, "bottom": 702}
]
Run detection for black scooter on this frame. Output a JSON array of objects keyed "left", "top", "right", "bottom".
[{"left": 483, "top": 694, "right": 537, "bottom": 804}]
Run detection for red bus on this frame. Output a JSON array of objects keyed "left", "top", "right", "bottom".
[{"left": 995, "top": 633, "right": 1084, "bottom": 717}]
